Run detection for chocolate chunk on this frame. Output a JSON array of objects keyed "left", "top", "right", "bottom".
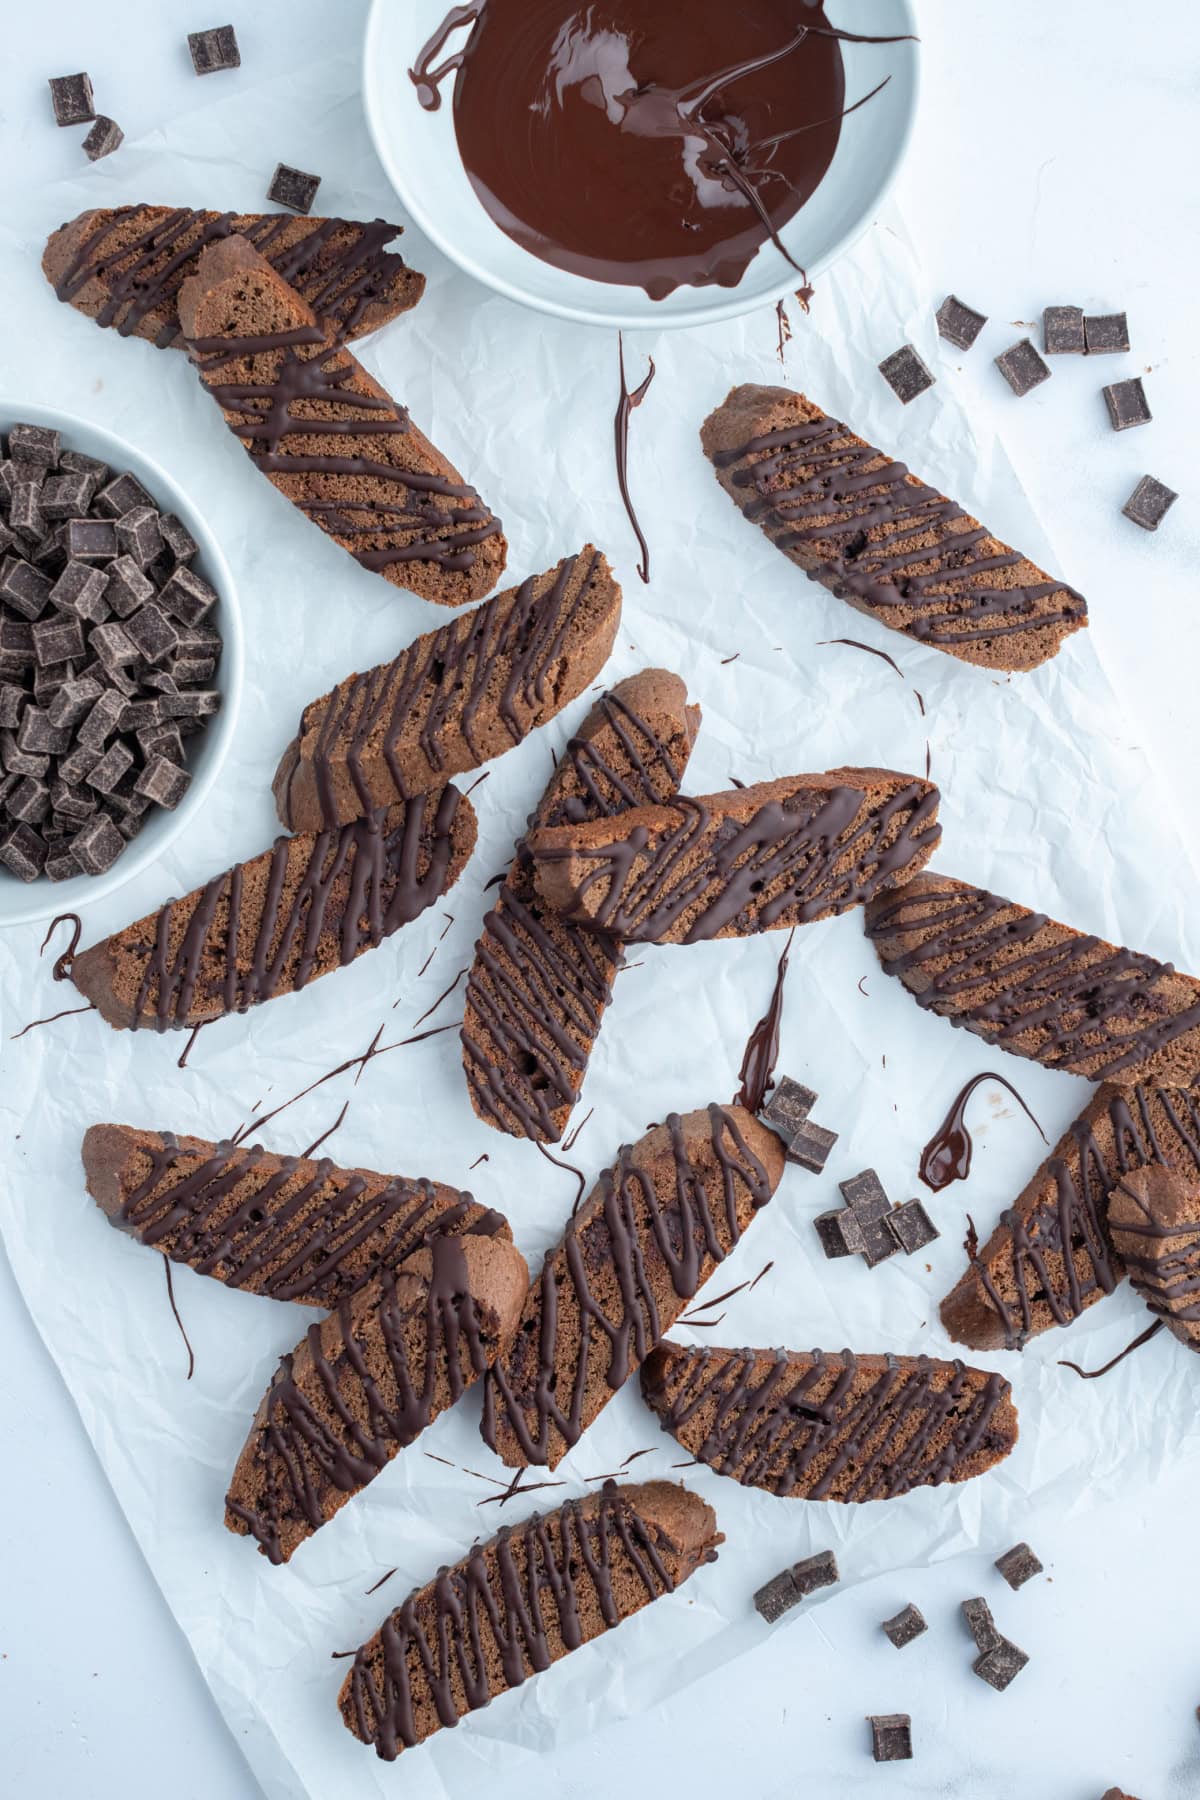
[
  {"left": 133, "top": 754, "right": 191, "bottom": 810},
  {"left": 158, "top": 512, "right": 199, "bottom": 562},
  {"left": 1103, "top": 377, "right": 1151, "bottom": 432},
  {"left": 58, "top": 740, "right": 100, "bottom": 784},
  {"left": 0, "top": 615, "right": 35, "bottom": 666},
  {"left": 8, "top": 423, "right": 61, "bottom": 470},
  {"left": 44, "top": 847, "right": 81, "bottom": 882},
  {"left": 48, "top": 73, "right": 95, "bottom": 127},
  {"left": 70, "top": 811, "right": 124, "bottom": 874},
  {"left": 158, "top": 563, "right": 217, "bottom": 625},
  {"left": 94, "top": 472, "right": 154, "bottom": 518},
  {"left": 936, "top": 295, "right": 987, "bottom": 352},
  {"left": 85, "top": 737, "right": 134, "bottom": 794},
  {"left": 66, "top": 517, "right": 119, "bottom": 562},
  {"left": 17, "top": 706, "right": 69, "bottom": 755},
  {"left": 115, "top": 505, "right": 164, "bottom": 567},
  {"left": 961, "top": 1596, "right": 1000, "bottom": 1653},
  {"left": 0, "top": 683, "right": 23, "bottom": 729},
  {"left": 105, "top": 555, "right": 155, "bottom": 617},
  {"left": 33, "top": 661, "right": 74, "bottom": 703},
  {"left": 137, "top": 719, "right": 184, "bottom": 764},
  {"left": 47, "top": 675, "right": 103, "bottom": 729},
  {"left": 1042, "top": 306, "right": 1085, "bottom": 355},
  {"left": 41, "top": 471, "right": 97, "bottom": 519},
  {"left": 163, "top": 687, "right": 220, "bottom": 721},
  {"left": 30, "top": 526, "right": 69, "bottom": 574},
  {"left": 791, "top": 1549, "right": 838, "bottom": 1597},
  {"left": 840, "top": 1170, "right": 889, "bottom": 1213},
  {"left": 90, "top": 621, "right": 138, "bottom": 668},
  {"left": 1122, "top": 475, "right": 1177, "bottom": 532},
  {"left": 9, "top": 480, "right": 46, "bottom": 541},
  {"left": 31, "top": 612, "right": 85, "bottom": 667},
  {"left": 760, "top": 1074, "right": 816, "bottom": 1138},
  {"left": 860, "top": 1212, "right": 902, "bottom": 1267},
  {"left": 784, "top": 1121, "right": 839, "bottom": 1173},
  {"left": 82, "top": 116, "right": 124, "bottom": 161},
  {"left": 77, "top": 687, "right": 126, "bottom": 749},
  {"left": 0, "top": 820, "right": 48, "bottom": 881},
  {"left": 107, "top": 773, "right": 151, "bottom": 818},
  {"left": 882, "top": 1604, "right": 927, "bottom": 1649},
  {"left": 8, "top": 775, "right": 50, "bottom": 824},
  {"left": 973, "top": 1637, "right": 1029, "bottom": 1692},
  {"left": 0, "top": 558, "right": 54, "bottom": 620},
  {"left": 814, "top": 1207, "right": 866, "bottom": 1259},
  {"left": 267, "top": 162, "right": 322, "bottom": 215},
  {"left": 187, "top": 25, "right": 241, "bottom": 74},
  {"left": 49, "top": 779, "right": 95, "bottom": 822},
  {"left": 1085, "top": 312, "right": 1130, "bottom": 355},
  {"left": 887, "top": 1198, "right": 940, "bottom": 1254},
  {"left": 123, "top": 602, "right": 178, "bottom": 664},
  {"left": 995, "top": 339, "right": 1051, "bottom": 397},
  {"left": 60, "top": 449, "right": 109, "bottom": 484},
  {"left": 119, "top": 697, "right": 161, "bottom": 732},
  {"left": 170, "top": 653, "right": 217, "bottom": 684},
  {"left": 994, "top": 1542, "right": 1043, "bottom": 1590},
  {"left": 878, "top": 343, "right": 935, "bottom": 404},
  {"left": 868, "top": 1714, "right": 913, "bottom": 1763},
  {"left": 0, "top": 733, "right": 46, "bottom": 778},
  {"left": 50, "top": 560, "right": 110, "bottom": 621},
  {"left": 753, "top": 1569, "right": 800, "bottom": 1624}
]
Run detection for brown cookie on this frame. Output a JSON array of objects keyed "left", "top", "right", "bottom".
[
  {"left": 461, "top": 669, "right": 701, "bottom": 1142},
  {"left": 81, "top": 1123, "right": 509, "bottom": 1307},
  {"left": 273, "top": 547, "right": 622, "bottom": 832},
  {"left": 226, "top": 1233, "right": 529, "bottom": 1563},
  {"left": 641, "top": 1344, "right": 1018, "bottom": 1498},
  {"left": 1108, "top": 1166, "right": 1200, "bottom": 1351},
  {"left": 176, "top": 235, "right": 505, "bottom": 606},
  {"left": 68, "top": 787, "right": 475, "bottom": 1032},
  {"left": 339, "top": 1479, "right": 721, "bottom": 1759},
  {"left": 529, "top": 769, "right": 940, "bottom": 945},
  {"left": 701, "top": 383, "right": 1087, "bottom": 672},
  {"left": 482, "top": 1104, "right": 786, "bottom": 1468}
]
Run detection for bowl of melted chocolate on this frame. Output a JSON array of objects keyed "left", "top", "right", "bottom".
[{"left": 364, "top": 0, "right": 918, "bottom": 326}]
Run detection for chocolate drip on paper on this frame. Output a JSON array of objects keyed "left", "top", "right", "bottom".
[
  {"left": 1059, "top": 1319, "right": 1163, "bottom": 1381},
  {"left": 42, "top": 911, "right": 83, "bottom": 981},
  {"left": 919, "top": 1071, "right": 1047, "bottom": 1193},
  {"left": 614, "top": 335, "right": 655, "bottom": 583},
  {"left": 734, "top": 929, "right": 793, "bottom": 1113}
]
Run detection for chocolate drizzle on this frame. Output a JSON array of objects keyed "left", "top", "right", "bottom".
[
  {"left": 614, "top": 335, "right": 656, "bottom": 583},
  {"left": 641, "top": 1344, "right": 1016, "bottom": 1499},
  {"left": 734, "top": 928, "right": 794, "bottom": 1113},
  {"left": 1108, "top": 1167, "right": 1200, "bottom": 1347},
  {"left": 42, "top": 911, "right": 83, "bottom": 981},
  {"left": 919, "top": 1071, "right": 1047, "bottom": 1193}
]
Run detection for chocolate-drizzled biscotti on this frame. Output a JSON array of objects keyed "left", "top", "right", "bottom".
[
  {"left": 227, "top": 1234, "right": 528, "bottom": 1563},
  {"left": 461, "top": 670, "right": 701, "bottom": 1142},
  {"left": 339, "top": 1479, "right": 721, "bottom": 1759},
  {"left": 940, "top": 1081, "right": 1200, "bottom": 1351},
  {"left": 641, "top": 1344, "right": 1018, "bottom": 1499},
  {"left": 67, "top": 788, "right": 475, "bottom": 1032},
  {"left": 482, "top": 1104, "right": 785, "bottom": 1468},
  {"left": 701, "top": 384, "right": 1087, "bottom": 672},
  {"left": 273, "top": 548, "right": 622, "bottom": 833},
  {"left": 43, "top": 206, "right": 424, "bottom": 351},
  {"left": 81, "top": 1123, "right": 509, "bottom": 1308},
  {"left": 176, "top": 235, "right": 505, "bottom": 606},
  {"left": 1107, "top": 1168, "right": 1200, "bottom": 1352},
  {"left": 867, "top": 873, "right": 1200, "bottom": 1088},
  {"left": 529, "top": 770, "right": 940, "bottom": 945}
]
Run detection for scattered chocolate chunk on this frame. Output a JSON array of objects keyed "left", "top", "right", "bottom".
[
  {"left": 887, "top": 1197, "right": 940, "bottom": 1254},
  {"left": 994, "top": 1542, "right": 1043, "bottom": 1590},
  {"left": 761, "top": 1075, "right": 817, "bottom": 1137},
  {"left": 791, "top": 1549, "right": 839, "bottom": 1597},
  {"left": 9, "top": 424, "right": 61, "bottom": 470},
  {"left": 936, "top": 295, "right": 987, "bottom": 352},
  {"left": 878, "top": 344, "right": 935, "bottom": 404},
  {"left": 133, "top": 754, "right": 191, "bottom": 810},
  {"left": 1042, "top": 306, "right": 1085, "bottom": 355},
  {"left": 48, "top": 73, "right": 95, "bottom": 127},
  {"left": 1122, "top": 474, "right": 1177, "bottom": 532},
  {"left": 70, "top": 810, "right": 124, "bottom": 874},
  {"left": 1103, "top": 377, "right": 1151, "bottom": 432},
  {"left": 868, "top": 1714, "right": 913, "bottom": 1763},
  {"left": 973, "top": 1637, "right": 1029, "bottom": 1692},
  {"left": 786, "top": 1121, "right": 839, "bottom": 1173},
  {"left": 882, "top": 1604, "right": 927, "bottom": 1649},
  {"left": 83, "top": 116, "right": 124, "bottom": 162},
  {"left": 1085, "top": 312, "right": 1130, "bottom": 355},
  {"left": 753, "top": 1568, "right": 800, "bottom": 1624},
  {"left": 840, "top": 1170, "right": 888, "bottom": 1212},
  {"left": 962, "top": 1596, "right": 1000, "bottom": 1653},
  {"left": 267, "top": 162, "right": 322, "bottom": 215},
  {"left": 995, "top": 339, "right": 1051, "bottom": 397},
  {"left": 814, "top": 1206, "right": 866, "bottom": 1259},
  {"left": 187, "top": 25, "right": 241, "bottom": 75}
]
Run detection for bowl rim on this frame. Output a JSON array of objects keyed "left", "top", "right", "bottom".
[
  {"left": 362, "top": 0, "right": 921, "bottom": 331},
  {"left": 0, "top": 397, "right": 244, "bottom": 930}
]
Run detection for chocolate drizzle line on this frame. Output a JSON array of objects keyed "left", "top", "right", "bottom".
[
  {"left": 614, "top": 335, "right": 656, "bottom": 584},
  {"left": 9, "top": 1003, "right": 94, "bottom": 1041},
  {"left": 715, "top": 416, "right": 1086, "bottom": 653},
  {"left": 1058, "top": 1318, "right": 1163, "bottom": 1381},
  {"left": 42, "top": 911, "right": 83, "bottom": 981},
  {"left": 412, "top": 965, "right": 468, "bottom": 1029},
  {"left": 734, "top": 928, "right": 794, "bottom": 1113},
  {"left": 919, "top": 1071, "right": 1047, "bottom": 1193},
  {"left": 163, "top": 1259, "right": 195, "bottom": 1381}
]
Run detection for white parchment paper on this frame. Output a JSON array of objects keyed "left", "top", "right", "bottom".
[{"left": 3, "top": 39, "right": 1199, "bottom": 1800}]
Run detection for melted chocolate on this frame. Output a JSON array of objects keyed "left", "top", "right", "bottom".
[
  {"left": 1058, "top": 1318, "right": 1163, "bottom": 1381},
  {"left": 410, "top": 3, "right": 909, "bottom": 298},
  {"left": 919, "top": 1071, "right": 1047, "bottom": 1193},
  {"left": 734, "top": 928, "right": 794, "bottom": 1113},
  {"left": 614, "top": 335, "right": 655, "bottom": 583},
  {"left": 42, "top": 911, "right": 83, "bottom": 981},
  {"left": 162, "top": 1259, "right": 196, "bottom": 1381}
]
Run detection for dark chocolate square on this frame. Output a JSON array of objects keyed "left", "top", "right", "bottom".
[
  {"left": 31, "top": 613, "right": 85, "bottom": 668},
  {"left": 886, "top": 1198, "right": 940, "bottom": 1255},
  {"left": 760, "top": 1074, "right": 816, "bottom": 1137},
  {"left": 50, "top": 560, "right": 110, "bottom": 622},
  {"left": 7, "top": 775, "right": 50, "bottom": 825},
  {"left": 882, "top": 1604, "right": 927, "bottom": 1649},
  {"left": 188, "top": 25, "right": 241, "bottom": 75},
  {"left": 133, "top": 754, "right": 191, "bottom": 810},
  {"left": 973, "top": 1637, "right": 1029, "bottom": 1692},
  {"left": 813, "top": 1207, "right": 865, "bottom": 1260},
  {"left": 70, "top": 811, "right": 124, "bottom": 874},
  {"left": 878, "top": 343, "right": 935, "bottom": 404},
  {"left": 839, "top": 1170, "right": 890, "bottom": 1215},
  {"left": 868, "top": 1714, "right": 913, "bottom": 1763},
  {"left": 791, "top": 1549, "right": 838, "bottom": 1597},
  {"left": 1103, "top": 377, "right": 1151, "bottom": 432},
  {"left": 41, "top": 471, "right": 96, "bottom": 519},
  {"left": 83, "top": 116, "right": 124, "bottom": 162},
  {"left": 268, "top": 163, "right": 322, "bottom": 216},
  {"left": 47, "top": 676, "right": 102, "bottom": 730},
  {"left": 1085, "top": 312, "right": 1130, "bottom": 355},
  {"left": 753, "top": 1569, "right": 800, "bottom": 1624},
  {"left": 94, "top": 472, "right": 154, "bottom": 519},
  {"left": 115, "top": 506, "right": 164, "bottom": 567},
  {"left": 158, "top": 564, "right": 218, "bottom": 625},
  {"left": 123, "top": 602, "right": 179, "bottom": 664},
  {"left": 0, "top": 683, "right": 23, "bottom": 730},
  {"left": 860, "top": 1211, "right": 901, "bottom": 1267},
  {"left": 995, "top": 339, "right": 1051, "bottom": 397},
  {"left": 105, "top": 556, "right": 155, "bottom": 617},
  {"left": 66, "top": 517, "right": 119, "bottom": 562},
  {"left": 8, "top": 424, "right": 62, "bottom": 470},
  {"left": 9, "top": 480, "right": 46, "bottom": 541},
  {"left": 936, "top": 295, "right": 987, "bottom": 352},
  {"left": 48, "top": 73, "right": 95, "bottom": 127},
  {"left": 994, "top": 1542, "right": 1043, "bottom": 1590},
  {"left": 77, "top": 688, "right": 126, "bottom": 749},
  {"left": 785, "top": 1121, "right": 838, "bottom": 1174},
  {"left": 0, "top": 821, "right": 48, "bottom": 881},
  {"left": 158, "top": 512, "right": 199, "bottom": 562},
  {"left": 1042, "top": 306, "right": 1085, "bottom": 355},
  {"left": 1122, "top": 474, "right": 1177, "bottom": 532},
  {"left": 961, "top": 1596, "right": 999, "bottom": 1653},
  {"left": 0, "top": 558, "right": 53, "bottom": 620},
  {"left": 85, "top": 737, "right": 134, "bottom": 795},
  {"left": 16, "top": 706, "right": 69, "bottom": 756}
]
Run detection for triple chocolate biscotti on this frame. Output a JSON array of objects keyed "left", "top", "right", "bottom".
[
  {"left": 940, "top": 1081, "right": 1200, "bottom": 1351},
  {"left": 461, "top": 670, "right": 701, "bottom": 1142},
  {"left": 1107, "top": 1167, "right": 1200, "bottom": 1352},
  {"left": 176, "top": 235, "right": 505, "bottom": 606},
  {"left": 641, "top": 1344, "right": 1019, "bottom": 1499},
  {"left": 273, "top": 548, "right": 623, "bottom": 832},
  {"left": 81, "top": 1123, "right": 508, "bottom": 1308},
  {"left": 529, "top": 770, "right": 940, "bottom": 945},
  {"left": 226, "top": 1233, "right": 529, "bottom": 1563},
  {"left": 43, "top": 206, "right": 424, "bottom": 350},
  {"left": 68, "top": 788, "right": 475, "bottom": 1032},
  {"left": 701, "top": 384, "right": 1087, "bottom": 672},
  {"left": 482, "top": 1104, "right": 786, "bottom": 1468},
  {"left": 867, "top": 873, "right": 1200, "bottom": 1087},
  {"left": 340, "top": 1480, "right": 721, "bottom": 1759}
]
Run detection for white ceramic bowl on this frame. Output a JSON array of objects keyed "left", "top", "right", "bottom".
[
  {"left": 0, "top": 400, "right": 243, "bottom": 929},
  {"left": 363, "top": 0, "right": 920, "bottom": 330}
]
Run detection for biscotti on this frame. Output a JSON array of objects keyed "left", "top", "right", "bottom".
[
  {"left": 461, "top": 670, "right": 700, "bottom": 1141},
  {"left": 701, "top": 384, "right": 1087, "bottom": 672},
  {"left": 176, "top": 236, "right": 505, "bottom": 606},
  {"left": 81, "top": 1123, "right": 509, "bottom": 1307},
  {"left": 640, "top": 1344, "right": 1018, "bottom": 1499},
  {"left": 339, "top": 1479, "right": 721, "bottom": 1759},
  {"left": 68, "top": 788, "right": 475, "bottom": 1032},
  {"left": 273, "top": 548, "right": 622, "bottom": 832},
  {"left": 529, "top": 770, "right": 940, "bottom": 945},
  {"left": 43, "top": 206, "right": 424, "bottom": 350},
  {"left": 1106, "top": 1167, "right": 1200, "bottom": 1352},
  {"left": 866, "top": 873, "right": 1200, "bottom": 1087},
  {"left": 226, "top": 1233, "right": 528, "bottom": 1563},
  {"left": 482, "top": 1104, "right": 785, "bottom": 1468},
  {"left": 940, "top": 1081, "right": 1200, "bottom": 1350}
]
